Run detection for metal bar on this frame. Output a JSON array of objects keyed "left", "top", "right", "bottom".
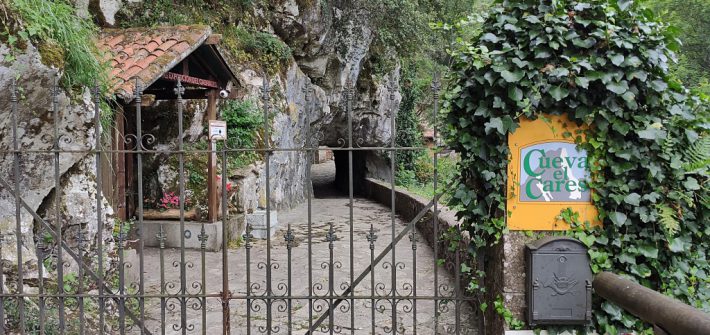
[
  {"left": 262, "top": 78, "right": 273, "bottom": 335},
  {"left": 51, "top": 78, "right": 66, "bottom": 335},
  {"left": 94, "top": 83, "right": 107, "bottom": 335},
  {"left": 199, "top": 223, "right": 207, "bottom": 335},
  {"left": 367, "top": 223, "right": 377, "bottom": 334},
  {"left": 303, "top": 84, "right": 314, "bottom": 335},
  {"left": 305, "top": 182, "right": 452, "bottom": 334},
  {"left": 431, "top": 73, "right": 441, "bottom": 332},
  {"left": 221, "top": 137, "right": 230, "bottom": 335},
  {"left": 176, "top": 79, "right": 188, "bottom": 335},
  {"left": 387, "top": 78, "right": 398, "bottom": 334},
  {"left": 0, "top": 235, "right": 5, "bottom": 335},
  {"left": 118, "top": 220, "right": 126, "bottom": 334},
  {"left": 0, "top": 177, "right": 153, "bottom": 335},
  {"left": 346, "top": 78, "right": 355, "bottom": 335},
  {"left": 134, "top": 78, "right": 147, "bottom": 335},
  {"left": 158, "top": 224, "right": 166, "bottom": 335},
  {"left": 11, "top": 78, "right": 26, "bottom": 335},
  {"left": 593, "top": 272, "right": 710, "bottom": 335},
  {"left": 0, "top": 146, "right": 436, "bottom": 154}
]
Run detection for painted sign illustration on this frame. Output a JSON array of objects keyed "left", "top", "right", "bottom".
[
  {"left": 507, "top": 114, "right": 600, "bottom": 231},
  {"left": 520, "top": 142, "right": 590, "bottom": 203}
]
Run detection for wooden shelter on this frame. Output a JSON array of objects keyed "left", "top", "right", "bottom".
[{"left": 98, "top": 25, "right": 237, "bottom": 223}]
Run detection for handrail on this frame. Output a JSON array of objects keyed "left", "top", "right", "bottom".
[{"left": 592, "top": 272, "right": 710, "bottom": 335}]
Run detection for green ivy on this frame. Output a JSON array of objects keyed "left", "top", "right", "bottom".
[{"left": 444, "top": 0, "right": 709, "bottom": 333}]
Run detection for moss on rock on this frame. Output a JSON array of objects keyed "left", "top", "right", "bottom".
[{"left": 37, "top": 40, "right": 65, "bottom": 69}]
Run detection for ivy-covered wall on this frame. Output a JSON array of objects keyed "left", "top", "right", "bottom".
[{"left": 444, "top": 0, "right": 709, "bottom": 333}]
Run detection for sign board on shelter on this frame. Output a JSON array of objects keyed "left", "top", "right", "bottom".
[
  {"left": 209, "top": 120, "right": 227, "bottom": 141},
  {"left": 507, "top": 114, "right": 600, "bottom": 230}
]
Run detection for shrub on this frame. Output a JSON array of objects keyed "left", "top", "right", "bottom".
[
  {"left": 445, "top": 0, "right": 709, "bottom": 332},
  {"left": 221, "top": 99, "right": 263, "bottom": 169}
]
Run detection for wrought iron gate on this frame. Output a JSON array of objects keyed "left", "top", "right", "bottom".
[{"left": 0, "top": 75, "right": 479, "bottom": 334}]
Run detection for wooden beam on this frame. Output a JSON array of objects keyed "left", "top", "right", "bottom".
[
  {"left": 142, "top": 88, "right": 209, "bottom": 100},
  {"left": 206, "top": 90, "right": 219, "bottom": 223},
  {"left": 205, "top": 34, "right": 223, "bottom": 45},
  {"left": 162, "top": 72, "right": 219, "bottom": 89}
]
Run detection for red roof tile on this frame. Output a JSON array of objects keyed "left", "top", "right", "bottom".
[{"left": 97, "top": 25, "right": 212, "bottom": 101}]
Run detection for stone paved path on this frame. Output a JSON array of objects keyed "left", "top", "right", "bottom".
[{"left": 135, "top": 162, "right": 479, "bottom": 334}]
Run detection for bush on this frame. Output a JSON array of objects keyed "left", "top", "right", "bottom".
[
  {"left": 221, "top": 99, "right": 263, "bottom": 169},
  {"left": 445, "top": 0, "right": 709, "bottom": 332},
  {"left": 223, "top": 26, "right": 292, "bottom": 74}
]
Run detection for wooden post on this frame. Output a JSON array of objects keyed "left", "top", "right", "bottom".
[{"left": 206, "top": 90, "right": 218, "bottom": 222}]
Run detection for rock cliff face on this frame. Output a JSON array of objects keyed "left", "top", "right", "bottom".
[
  {"left": 0, "top": 43, "right": 115, "bottom": 278},
  {"left": 270, "top": 0, "right": 402, "bottom": 149}
]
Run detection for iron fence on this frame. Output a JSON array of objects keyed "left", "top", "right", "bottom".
[{"left": 0, "top": 74, "right": 480, "bottom": 334}]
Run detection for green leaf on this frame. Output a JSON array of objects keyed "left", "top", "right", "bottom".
[
  {"left": 621, "top": 91, "right": 635, "bottom": 102},
  {"left": 535, "top": 48, "right": 552, "bottom": 59},
  {"left": 578, "top": 234, "right": 596, "bottom": 247},
  {"left": 638, "top": 244, "right": 659, "bottom": 258},
  {"left": 623, "top": 56, "right": 642, "bottom": 67},
  {"left": 481, "top": 33, "right": 499, "bottom": 43},
  {"left": 524, "top": 15, "right": 540, "bottom": 24},
  {"left": 668, "top": 236, "right": 691, "bottom": 253},
  {"left": 549, "top": 85, "right": 569, "bottom": 101},
  {"left": 606, "top": 80, "right": 629, "bottom": 94},
  {"left": 508, "top": 86, "right": 523, "bottom": 101},
  {"left": 618, "top": 0, "right": 633, "bottom": 11},
  {"left": 610, "top": 212, "right": 627, "bottom": 227},
  {"left": 618, "top": 253, "right": 636, "bottom": 265},
  {"left": 485, "top": 117, "right": 505, "bottom": 135},
  {"left": 684, "top": 177, "right": 700, "bottom": 190},
  {"left": 627, "top": 70, "right": 648, "bottom": 81},
  {"left": 610, "top": 54, "right": 625, "bottom": 66},
  {"left": 650, "top": 80, "right": 668, "bottom": 92},
  {"left": 501, "top": 70, "right": 525, "bottom": 83},
  {"left": 575, "top": 76, "right": 590, "bottom": 89},
  {"left": 573, "top": 37, "right": 596, "bottom": 48},
  {"left": 637, "top": 127, "right": 667, "bottom": 141},
  {"left": 630, "top": 263, "right": 652, "bottom": 278},
  {"left": 602, "top": 302, "right": 623, "bottom": 320},
  {"left": 624, "top": 193, "right": 641, "bottom": 206}
]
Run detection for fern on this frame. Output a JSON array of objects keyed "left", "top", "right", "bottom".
[
  {"left": 682, "top": 136, "right": 710, "bottom": 174},
  {"left": 656, "top": 204, "right": 680, "bottom": 237}
]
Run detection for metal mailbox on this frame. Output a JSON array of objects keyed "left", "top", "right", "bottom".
[{"left": 526, "top": 236, "right": 593, "bottom": 326}]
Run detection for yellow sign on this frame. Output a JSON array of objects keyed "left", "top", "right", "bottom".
[{"left": 507, "top": 114, "right": 600, "bottom": 230}]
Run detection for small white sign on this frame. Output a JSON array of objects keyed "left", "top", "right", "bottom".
[{"left": 209, "top": 120, "right": 227, "bottom": 141}]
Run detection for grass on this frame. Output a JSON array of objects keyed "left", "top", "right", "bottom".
[{"left": 10, "top": 0, "right": 108, "bottom": 91}]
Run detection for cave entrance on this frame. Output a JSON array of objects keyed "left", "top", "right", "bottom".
[{"left": 333, "top": 149, "right": 368, "bottom": 195}]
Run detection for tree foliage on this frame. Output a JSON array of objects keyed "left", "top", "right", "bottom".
[
  {"left": 647, "top": 0, "right": 710, "bottom": 96},
  {"left": 445, "top": 0, "right": 709, "bottom": 332}
]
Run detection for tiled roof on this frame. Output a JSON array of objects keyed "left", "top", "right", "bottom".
[{"left": 97, "top": 25, "right": 212, "bottom": 101}]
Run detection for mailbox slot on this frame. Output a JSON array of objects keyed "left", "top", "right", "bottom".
[{"left": 526, "top": 236, "right": 593, "bottom": 326}]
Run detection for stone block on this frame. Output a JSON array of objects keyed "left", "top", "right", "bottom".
[
  {"left": 246, "top": 210, "right": 279, "bottom": 239},
  {"left": 142, "top": 220, "right": 223, "bottom": 252}
]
